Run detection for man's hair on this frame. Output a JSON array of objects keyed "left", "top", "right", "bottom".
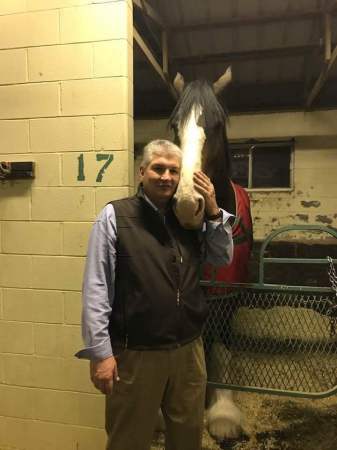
[{"left": 140, "top": 139, "right": 182, "bottom": 168}]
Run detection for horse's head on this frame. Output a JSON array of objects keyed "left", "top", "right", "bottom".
[{"left": 169, "top": 68, "right": 232, "bottom": 229}]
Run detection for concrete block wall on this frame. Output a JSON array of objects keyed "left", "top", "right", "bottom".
[{"left": 0, "top": 1, "right": 133, "bottom": 449}]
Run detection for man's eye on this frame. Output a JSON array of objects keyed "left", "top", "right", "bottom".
[
  {"left": 170, "top": 169, "right": 179, "bottom": 175},
  {"left": 153, "top": 166, "right": 164, "bottom": 173}
]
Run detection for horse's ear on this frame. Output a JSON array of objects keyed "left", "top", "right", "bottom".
[
  {"left": 213, "top": 66, "right": 232, "bottom": 96},
  {"left": 173, "top": 72, "right": 185, "bottom": 95}
]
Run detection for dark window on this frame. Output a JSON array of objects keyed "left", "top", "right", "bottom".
[{"left": 230, "top": 141, "right": 293, "bottom": 189}]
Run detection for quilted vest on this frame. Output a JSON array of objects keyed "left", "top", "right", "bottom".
[{"left": 108, "top": 191, "right": 208, "bottom": 350}]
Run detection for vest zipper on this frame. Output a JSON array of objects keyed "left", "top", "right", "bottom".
[
  {"left": 125, "top": 333, "right": 129, "bottom": 349},
  {"left": 177, "top": 289, "right": 180, "bottom": 306}
]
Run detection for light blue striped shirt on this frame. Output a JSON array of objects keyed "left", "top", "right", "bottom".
[{"left": 76, "top": 199, "right": 233, "bottom": 360}]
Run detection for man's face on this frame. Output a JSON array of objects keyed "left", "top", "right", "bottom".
[{"left": 140, "top": 155, "right": 181, "bottom": 209}]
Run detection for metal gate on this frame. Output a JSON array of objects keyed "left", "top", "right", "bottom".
[{"left": 202, "top": 225, "right": 337, "bottom": 399}]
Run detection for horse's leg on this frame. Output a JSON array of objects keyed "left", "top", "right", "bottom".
[
  {"left": 205, "top": 297, "right": 244, "bottom": 441},
  {"left": 206, "top": 387, "right": 243, "bottom": 441},
  {"left": 155, "top": 408, "right": 166, "bottom": 432}
]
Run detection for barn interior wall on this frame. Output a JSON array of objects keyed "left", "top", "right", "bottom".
[
  {"left": 0, "top": 1, "right": 133, "bottom": 449},
  {"left": 134, "top": 109, "right": 337, "bottom": 242}
]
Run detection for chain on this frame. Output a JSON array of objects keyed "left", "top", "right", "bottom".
[{"left": 326, "top": 256, "right": 337, "bottom": 336}]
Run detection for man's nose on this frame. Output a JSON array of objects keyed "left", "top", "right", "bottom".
[{"left": 160, "top": 169, "right": 171, "bottom": 180}]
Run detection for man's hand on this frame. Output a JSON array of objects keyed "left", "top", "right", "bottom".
[
  {"left": 90, "top": 356, "right": 119, "bottom": 395},
  {"left": 193, "top": 171, "right": 220, "bottom": 217}
]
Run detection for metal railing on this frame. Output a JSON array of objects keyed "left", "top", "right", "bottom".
[{"left": 202, "top": 225, "right": 337, "bottom": 398}]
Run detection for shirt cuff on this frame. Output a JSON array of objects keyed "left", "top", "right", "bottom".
[{"left": 75, "top": 338, "right": 113, "bottom": 361}]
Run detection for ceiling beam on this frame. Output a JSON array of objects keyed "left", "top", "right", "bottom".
[
  {"left": 133, "top": 26, "right": 177, "bottom": 100},
  {"left": 306, "top": 13, "right": 337, "bottom": 107},
  {"left": 133, "top": 0, "right": 165, "bottom": 28},
  {"left": 306, "top": 43, "right": 337, "bottom": 107},
  {"left": 169, "top": 9, "right": 335, "bottom": 33},
  {"left": 165, "top": 44, "right": 322, "bottom": 66},
  {"left": 323, "top": 0, "right": 337, "bottom": 12}
]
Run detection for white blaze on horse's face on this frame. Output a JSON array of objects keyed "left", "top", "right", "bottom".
[{"left": 174, "top": 105, "right": 206, "bottom": 230}]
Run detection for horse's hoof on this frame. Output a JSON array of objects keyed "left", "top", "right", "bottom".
[{"left": 206, "top": 399, "right": 243, "bottom": 440}]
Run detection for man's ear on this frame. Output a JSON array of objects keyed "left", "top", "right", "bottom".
[{"left": 139, "top": 166, "right": 145, "bottom": 178}]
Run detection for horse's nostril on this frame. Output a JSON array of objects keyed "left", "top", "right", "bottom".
[{"left": 194, "top": 197, "right": 204, "bottom": 217}]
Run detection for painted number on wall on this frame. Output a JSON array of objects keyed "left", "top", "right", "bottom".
[{"left": 77, "top": 153, "right": 114, "bottom": 182}]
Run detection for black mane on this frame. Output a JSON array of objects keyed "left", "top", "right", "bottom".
[
  {"left": 168, "top": 79, "right": 228, "bottom": 131},
  {"left": 168, "top": 78, "right": 234, "bottom": 213}
]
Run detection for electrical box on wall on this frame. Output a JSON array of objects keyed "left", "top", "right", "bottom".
[{"left": 0, "top": 161, "right": 35, "bottom": 180}]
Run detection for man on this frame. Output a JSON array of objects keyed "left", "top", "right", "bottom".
[{"left": 76, "top": 139, "right": 233, "bottom": 450}]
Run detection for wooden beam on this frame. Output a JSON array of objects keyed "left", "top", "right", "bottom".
[
  {"left": 162, "top": 30, "right": 169, "bottom": 77},
  {"left": 133, "top": 0, "right": 165, "bottom": 28},
  {"left": 323, "top": 0, "right": 337, "bottom": 12},
  {"left": 324, "top": 13, "right": 332, "bottom": 61},
  {"left": 133, "top": 26, "right": 177, "bottom": 100},
  {"left": 306, "top": 42, "right": 337, "bottom": 107},
  {"left": 306, "top": 9, "right": 337, "bottom": 108},
  {"left": 170, "top": 9, "right": 328, "bottom": 33},
  {"left": 168, "top": 44, "right": 321, "bottom": 66}
]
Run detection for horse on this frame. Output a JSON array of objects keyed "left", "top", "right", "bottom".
[{"left": 168, "top": 67, "right": 253, "bottom": 443}]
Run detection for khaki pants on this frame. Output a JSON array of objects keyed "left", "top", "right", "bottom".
[{"left": 105, "top": 337, "right": 207, "bottom": 450}]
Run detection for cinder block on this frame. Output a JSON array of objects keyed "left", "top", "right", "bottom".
[
  {"left": 29, "top": 43, "right": 92, "bottom": 82},
  {"left": 0, "top": 152, "right": 61, "bottom": 186},
  {"left": 61, "top": 77, "right": 129, "bottom": 116},
  {"left": 30, "top": 116, "right": 93, "bottom": 153},
  {"left": 0, "top": 10, "right": 59, "bottom": 50},
  {"left": 0, "top": 120, "right": 29, "bottom": 154},
  {"left": 3, "top": 354, "right": 35, "bottom": 387},
  {"left": 62, "top": 324, "right": 83, "bottom": 357},
  {"left": 34, "top": 324, "right": 63, "bottom": 356},
  {"left": 64, "top": 291, "right": 81, "bottom": 325},
  {"left": 0, "top": 254, "right": 32, "bottom": 288},
  {"left": 4, "top": 416, "right": 74, "bottom": 450},
  {"left": 128, "top": 78, "right": 133, "bottom": 117},
  {"left": 0, "top": 355, "right": 3, "bottom": 383},
  {"left": 33, "top": 388, "right": 104, "bottom": 427},
  {"left": 93, "top": 40, "right": 132, "bottom": 78},
  {"left": 0, "top": 49, "right": 27, "bottom": 85},
  {"left": 3, "top": 354, "right": 67, "bottom": 390},
  {"left": 0, "top": 418, "right": 4, "bottom": 450},
  {"left": 3, "top": 288, "right": 64, "bottom": 323},
  {"left": 71, "top": 425, "right": 106, "bottom": 450},
  {"left": 0, "top": 181, "right": 31, "bottom": 220},
  {"left": 32, "top": 256, "right": 85, "bottom": 291},
  {"left": 33, "top": 153, "right": 62, "bottom": 186},
  {"left": 62, "top": 358, "right": 97, "bottom": 393},
  {"left": 77, "top": 392, "right": 105, "bottom": 427},
  {"left": 0, "top": 82, "right": 59, "bottom": 119},
  {"left": 0, "top": 288, "right": 3, "bottom": 319},
  {"left": 60, "top": 2, "right": 128, "bottom": 43},
  {"left": 94, "top": 114, "right": 132, "bottom": 151},
  {"left": 0, "top": 0, "right": 26, "bottom": 15},
  {"left": 34, "top": 388, "right": 79, "bottom": 425},
  {"left": 31, "top": 357, "right": 65, "bottom": 390},
  {"left": 95, "top": 187, "right": 131, "bottom": 213},
  {"left": 31, "top": 187, "right": 95, "bottom": 221},
  {"left": 0, "top": 385, "right": 34, "bottom": 419},
  {"left": 62, "top": 151, "right": 129, "bottom": 187},
  {"left": 3, "top": 221, "right": 62, "bottom": 255},
  {"left": 128, "top": 149, "right": 135, "bottom": 187},
  {"left": 34, "top": 323, "right": 82, "bottom": 357},
  {"left": 0, "top": 321, "right": 34, "bottom": 354},
  {"left": 63, "top": 222, "right": 92, "bottom": 256},
  {"left": 0, "top": 223, "right": 2, "bottom": 253},
  {"left": 27, "top": 0, "right": 90, "bottom": 11}
]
